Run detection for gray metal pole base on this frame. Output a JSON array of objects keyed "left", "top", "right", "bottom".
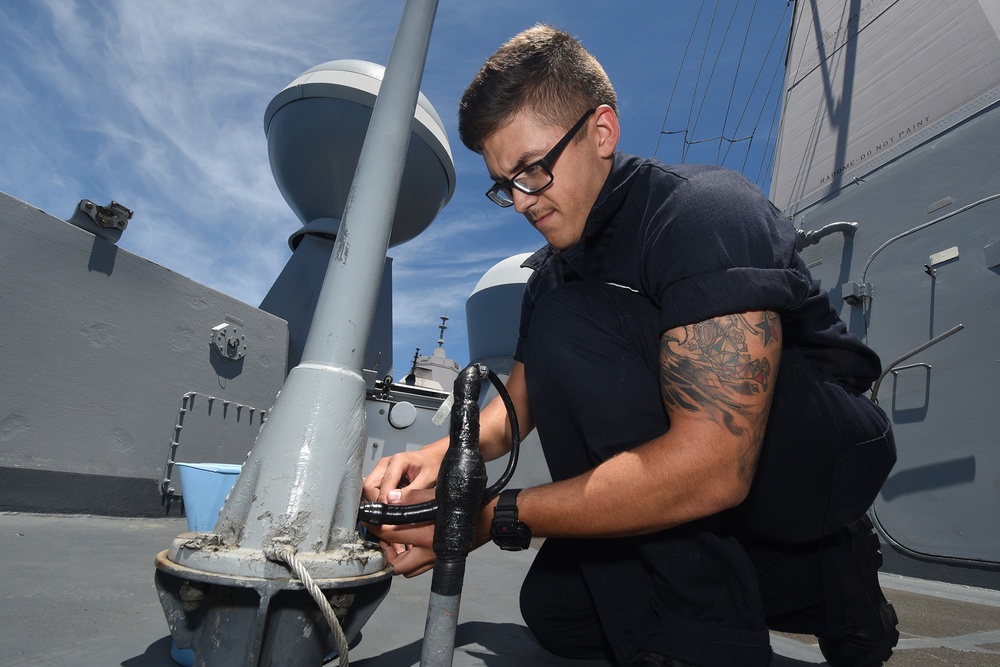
[{"left": 155, "top": 549, "right": 392, "bottom": 667}]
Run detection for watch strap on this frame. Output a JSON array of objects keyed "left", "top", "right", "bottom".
[
  {"left": 494, "top": 488, "right": 522, "bottom": 519},
  {"left": 491, "top": 488, "right": 530, "bottom": 550}
]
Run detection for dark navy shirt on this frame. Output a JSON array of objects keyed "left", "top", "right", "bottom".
[{"left": 514, "top": 152, "right": 881, "bottom": 391}]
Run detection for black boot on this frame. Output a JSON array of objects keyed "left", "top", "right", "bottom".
[{"left": 818, "top": 515, "right": 899, "bottom": 666}]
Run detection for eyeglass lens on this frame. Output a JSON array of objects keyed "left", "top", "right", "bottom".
[{"left": 486, "top": 108, "right": 596, "bottom": 207}]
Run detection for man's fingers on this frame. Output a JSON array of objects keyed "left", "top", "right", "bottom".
[
  {"left": 363, "top": 514, "right": 435, "bottom": 550},
  {"left": 361, "top": 457, "right": 391, "bottom": 501},
  {"left": 386, "top": 487, "right": 436, "bottom": 505},
  {"left": 376, "top": 457, "right": 413, "bottom": 502},
  {"left": 361, "top": 458, "right": 405, "bottom": 503},
  {"left": 384, "top": 544, "right": 436, "bottom": 578}
]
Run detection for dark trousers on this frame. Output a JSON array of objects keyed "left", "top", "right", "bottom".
[{"left": 519, "top": 282, "right": 895, "bottom": 666}]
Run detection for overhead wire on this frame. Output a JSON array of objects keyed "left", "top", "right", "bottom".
[
  {"left": 716, "top": 0, "right": 759, "bottom": 165},
  {"left": 724, "top": 0, "right": 792, "bottom": 169},
  {"left": 681, "top": 0, "right": 722, "bottom": 163},
  {"left": 655, "top": 0, "right": 793, "bottom": 191},
  {"left": 754, "top": 76, "right": 784, "bottom": 185},
  {"left": 752, "top": 1, "right": 796, "bottom": 186},
  {"left": 741, "top": 18, "right": 791, "bottom": 181},
  {"left": 654, "top": 1, "right": 708, "bottom": 157}
]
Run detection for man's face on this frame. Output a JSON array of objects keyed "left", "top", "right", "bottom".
[{"left": 481, "top": 109, "right": 613, "bottom": 250}]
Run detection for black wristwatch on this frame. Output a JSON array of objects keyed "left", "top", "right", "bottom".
[{"left": 491, "top": 488, "right": 532, "bottom": 551}]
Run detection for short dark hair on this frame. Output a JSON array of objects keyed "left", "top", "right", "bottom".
[{"left": 458, "top": 25, "right": 618, "bottom": 153}]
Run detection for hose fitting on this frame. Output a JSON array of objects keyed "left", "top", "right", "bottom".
[{"left": 357, "top": 363, "right": 520, "bottom": 527}]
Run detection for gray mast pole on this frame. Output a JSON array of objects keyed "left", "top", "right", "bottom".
[
  {"left": 165, "top": 0, "right": 440, "bottom": 582},
  {"left": 155, "top": 3, "right": 444, "bottom": 663},
  {"left": 301, "top": 0, "right": 438, "bottom": 370},
  {"left": 211, "top": 0, "right": 440, "bottom": 556}
]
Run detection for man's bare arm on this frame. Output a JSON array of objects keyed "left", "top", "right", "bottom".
[
  {"left": 659, "top": 311, "right": 779, "bottom": 489},
  {"left": 502, "top": 310, "right": 782, "bottom": 539}
]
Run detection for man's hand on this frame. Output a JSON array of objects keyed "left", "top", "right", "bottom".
[
  {"left": 363, "top": 486, "right": 438, "bottom": 577},
  {"left": 360, "top": 362, "right": 533, "bottom": 574},
  {"left": 362, "top": 440, "right": 447, "bottom": 503},
  {"left": 380, "top": 541, "right": 436, "bottom": 578}
]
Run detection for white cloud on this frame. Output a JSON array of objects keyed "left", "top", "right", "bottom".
[
  {"left": 0, "top": 0, "right": 412, "bottom": 308},
  {"left": 0, "top": 0, "right": 790, "bottom": 372}
]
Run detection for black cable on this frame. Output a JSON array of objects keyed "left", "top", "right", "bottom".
[
  {"left": 482, "top": 367, "right": 520, "bottom": 499},
  {"left": 357, "top": 363, "right": 521, "bottom": 526}
]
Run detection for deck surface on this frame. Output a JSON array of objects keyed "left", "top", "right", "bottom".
[{"left": 2, "top": 513, "right": 999, "bottom": 666}]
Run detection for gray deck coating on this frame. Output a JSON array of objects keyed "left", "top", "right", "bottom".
[{"left": 2, "top": 513, "right": 999, "bottom": 666}]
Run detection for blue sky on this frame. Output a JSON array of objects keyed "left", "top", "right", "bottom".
[{"left": 0, "top": 0, "right": 791, "bottom": 373}]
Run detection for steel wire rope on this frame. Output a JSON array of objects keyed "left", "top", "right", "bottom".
[
  {"left": 720, "top": 0, "right": 792, "bottom": 177},
  {"left": 654, "top": 0, "right": 708, "bottom": 158},
  {"left": 755, "top": 78, "right": 785, "bottom": 186},
  {"left": 715, "top": 0, "right": 759, "bottom": 165},
  {"left": 688, "top": 1, "right": 790, "bottom": 173},
  {"left": 762, "top": 1, "right": 799, "bottom": 193},
  {"left": 681, "top": 0, "right": 723, "bottom": 163},
  {"left": 757, "top": 0, "right": 795, "bottom": 184},
  {"left": 744, "top": 40, "right": 789, "bottom": 182},
  {"left": 686, "top": 0, "right": 744, "bottom": 162},
  {"left": 654, "top": 0, "right": 793, "bottom": 192},
  {"left": 264, "top": 543, "right": 351, "bottom": 666},
  {"left": 723, "top": 0, "right": 790, "bottom": 163}
]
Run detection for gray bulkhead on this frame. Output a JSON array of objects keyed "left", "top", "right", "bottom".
[
  {"left": 0, "top": 192, "right": 288, "bottom": 515},
  {"left": 774, "top": 0, "right": 1000, "bottom": 571}
]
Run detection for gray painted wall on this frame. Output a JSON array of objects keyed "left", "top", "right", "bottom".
[
  {"left": 0, "top": 192, "right": 289, "bottom": 513},
  {"left": 795, "top": 105, "right": 1000, "bottom": 566}
]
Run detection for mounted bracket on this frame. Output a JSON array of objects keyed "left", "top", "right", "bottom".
[
  {"left": 67, "top": 199, "right": 133, "bottom": 243},
  {"left": 81, "top": 199, "right": 132, "bottom": 230},
  {"left": 210, "top": 321, "right": 248, "bottom": 361},
  {"left": 842, "top": 281, "right": 874, "bottom": 306},
  {"left": 795, "top": 221, "right": 858, "bottom": 251}
]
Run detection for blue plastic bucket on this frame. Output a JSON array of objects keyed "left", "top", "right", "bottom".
[
  {"left": 176, "top": 462, "right": 242, "bottom": 532},
  {"left": 171, "top": 462, "right": 242, "bottom": 665},
  {"left": 170, "top": 641, "right": 195, "bottom": 667}
]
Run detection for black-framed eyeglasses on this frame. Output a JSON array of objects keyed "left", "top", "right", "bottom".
[{"left": 486, "top": 108, "right": 596, "bottom": 207}]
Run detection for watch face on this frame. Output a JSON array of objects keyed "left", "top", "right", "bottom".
[
  {"left": 492, "top": 489, "right": 530, "bottom": 550},
  {"left": 493, "top": 523, "right": 518, "bottom": 538},
  {"left": 492, "top": 519, "right": 531, "bottom": 550}
]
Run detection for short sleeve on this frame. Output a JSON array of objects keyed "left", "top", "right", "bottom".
[{"left": 641, "top": 167, "right": 812, "bottom": 332}]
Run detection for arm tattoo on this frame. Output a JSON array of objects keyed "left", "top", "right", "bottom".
[{"left": 660, "top": 311, "right": 780, "bottom": 481}]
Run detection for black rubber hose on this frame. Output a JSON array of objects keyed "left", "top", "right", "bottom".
[
  {"left": 357, "top": 363, "right": 520, "bottom": 526},
  {"left": 481, "top": 367, "right": 519, "bottom": 499},
  {"left": 431, "top": 363, "right": 488, "bottom": 571},
  {"left": 358, "top": 498, "right": 438, "bottom": 525}
]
